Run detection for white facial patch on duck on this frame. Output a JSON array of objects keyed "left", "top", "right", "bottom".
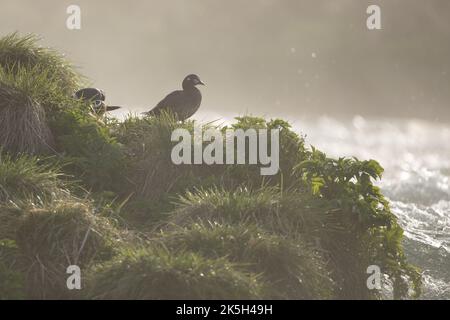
[{"left": 94, "top": 100, "right": 104, "bottom": 108}]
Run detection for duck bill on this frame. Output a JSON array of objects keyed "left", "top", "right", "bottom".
[{"left": 105, "top": 106, "right": 122, "bottom": 111}]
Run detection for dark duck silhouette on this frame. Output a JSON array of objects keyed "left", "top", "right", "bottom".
[
  {"left": 144, "top": 74, "right": 205, "bottom": 121},
  {"left": 74, "top": 88, "right": 121, "bottom": 114}
]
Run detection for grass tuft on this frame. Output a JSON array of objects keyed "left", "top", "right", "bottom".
[
  {"left": 13, "top": 200, "right": 123, "bottom": 299},
  {"left": 88, "top": 246, "right": 264, "bottom": 300},
  {"left": 0, "top": 152, "right": 67, "bottom": 203},
  {"left": 160, "top": 222, "right": 334, "bottom": 299},
  {"left": 0, "top": 32, "right": 83, "bottom": 94}
]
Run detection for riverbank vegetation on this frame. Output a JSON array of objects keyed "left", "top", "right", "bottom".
[{"left": 0, "top": 33, "right": 421, "bottom": 300}]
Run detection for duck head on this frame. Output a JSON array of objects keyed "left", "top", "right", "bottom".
[{"left": 182, "top": 74, "right": 205, "bottom": 90}]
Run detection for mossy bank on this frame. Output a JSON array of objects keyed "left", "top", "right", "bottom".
[{"left": 0, "top": 33, "right": 421, "bottom": 300}]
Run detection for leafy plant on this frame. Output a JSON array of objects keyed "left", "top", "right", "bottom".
[{"left": 294, "top": 147, "right": 422, "bottom": 298}]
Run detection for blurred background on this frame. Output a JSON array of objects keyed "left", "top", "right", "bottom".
[
  {"left": 1, "top": 0, "right": 449, "bottom": 299},
  {"left": 0, "top": 0, "right": 449, "bottom": 121}
]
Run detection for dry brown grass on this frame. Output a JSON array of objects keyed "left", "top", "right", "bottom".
[{"left": 0, "top": 83, "right": 54, "bottom": 154}]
